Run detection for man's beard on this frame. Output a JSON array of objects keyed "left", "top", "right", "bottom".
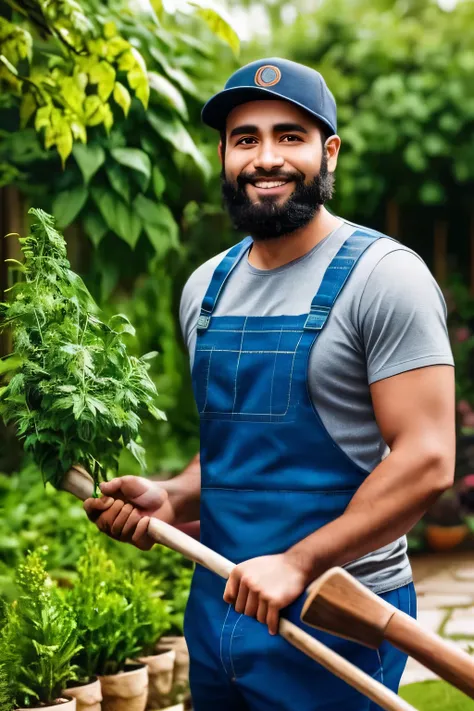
[{"left": 221, "top": 154, "right": 334, "bottom": 241}]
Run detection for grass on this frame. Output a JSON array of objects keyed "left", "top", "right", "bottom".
[{"left": 400, "top": 680, "right": 474, "bottom": 710}]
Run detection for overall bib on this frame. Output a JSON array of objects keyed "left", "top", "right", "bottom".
[{"left": 185, "top": 229, "right": 417, "bottom": 711}]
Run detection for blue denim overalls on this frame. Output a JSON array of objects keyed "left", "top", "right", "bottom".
[{"left": 185, "top": 229, "right": 417, "bottom": 711}]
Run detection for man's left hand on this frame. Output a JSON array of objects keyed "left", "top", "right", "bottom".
[{"left": 223, "top": 553, "right": 308, "bottom": 635}]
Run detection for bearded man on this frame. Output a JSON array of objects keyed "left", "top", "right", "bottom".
[{"left": 85, "top": 58, "right": 455, "bottom": 710}]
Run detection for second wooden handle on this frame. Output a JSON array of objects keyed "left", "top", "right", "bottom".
[{"left": 386, "top": 612, "right": 474, "bottom": 700}]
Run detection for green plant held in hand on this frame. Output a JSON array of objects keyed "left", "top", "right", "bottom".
[
  {"left": 68, "top": 537, "right": 171, "bottom": 680},
  {"left": 0, "top": 548, "right": 81, "bottom": 709},
  {"left": 0, "top": 208, "right": 166, "bottom": 490}
]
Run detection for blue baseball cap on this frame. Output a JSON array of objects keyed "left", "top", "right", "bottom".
[{"left": 202, "top": 57, "right": 337, "bottom": 136}]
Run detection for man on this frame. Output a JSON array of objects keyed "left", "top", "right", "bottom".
[{"left": 85, "top": 58, "right": 455, "bottom": 709}]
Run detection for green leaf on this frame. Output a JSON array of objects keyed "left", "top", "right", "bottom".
[
  {"left": 89, "top": 61, "right": 116, "bottom": 102},
  {"left": 91, "top": 186, "right": 142, "bottom": 246},
  {"left": 73, "top": 143, "right": 106, "bottom": 184},
  {"left": 188, "top": 0, "right": 240, "bottom": 56},
  {"left": 113, "top": 82, "right": 131, "bottom": 117},
  {"left": 106, "top": 162, "right": 131, "bottom": 203},
  {"left": 148, "top": 72, "right": 188, "bottom": 119},
  {"left": 115, "top": 201, "right": 143, "bottom": 248},
  {"left": 152, "top": 166, "right": 166, "bottom": 199},
  {"left": 83, "top": 210, "right": 108, "bottom": 247},
  {"left": 110, "top": 148, "right": 151, "bottom": 190},
  {"left": 147, "top": 111, "right": 211, "bottom": 179},
  {"left": 134, "top": 196, "right": 179, "bottom": 255},
  {"left": 127, "top": 439, "right": 147, "bottom": 471},
  {"left": 52, "top": 186, "right": 88, "bottom": 228}
]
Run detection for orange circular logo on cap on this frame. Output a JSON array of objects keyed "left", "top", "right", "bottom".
[{"left": 255, "top": 65, "right": 281, "bottom": 87}]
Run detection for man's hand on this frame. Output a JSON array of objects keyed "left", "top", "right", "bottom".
[
  {"left": 223, "top": 553, "right": 308, "bottom": 635},
  {"left": 83, "top": 476, "right": 174, "bottom": 550}
]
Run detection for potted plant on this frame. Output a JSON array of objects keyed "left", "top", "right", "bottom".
[
  {"left": 67, "top": 538, "right": 149, "bottom": 711},
  {"left": 425, "top": 489, "right": 469, "bottom": 551},
  {"left": 155, "top": 567, "right": 192, "bottom": 707},
  {"left": 0, "top": 549, "right": 81, "bottom": 711},
  {"left": 130, "top": 574, "right": 174, "bottom": 710}
]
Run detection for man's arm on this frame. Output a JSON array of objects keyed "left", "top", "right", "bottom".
[
  {"left": 152, "top": 452, "right": 201, "bottom": 525},
  {"left": 285, "top": 364, "right": 455, "bottom": 580},
  {"left": 223, "top": 364, "right": 455, "bottom": 634}
]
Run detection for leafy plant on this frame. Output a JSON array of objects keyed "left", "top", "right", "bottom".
[
  {"left": 67, "top": 537, "right": 171, "bottom": 679},
  {"left": 124, "top": 569, "right": 171, "bottom": 658},
  {"left": 0, "top": 548, "right": 81, "bottom": 709},
  {"left": 0, "top": 208, "right": 166, "bottom": 489}
]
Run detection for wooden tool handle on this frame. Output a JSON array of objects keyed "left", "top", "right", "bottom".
[
  {"left": 147, "top": 517, "right": 235, "bottom": 579},
  {"left": 301, "top": 566, "right": 474, "bottom": 701},
  {"left": 146, "top": 518, "right": 415, "bottom": 711},
  {"left": 385, "top": 612, "right": 474, "bottom": 700},
  {"left": 63, "top": 469, "right": 415, "bottom": 711}
]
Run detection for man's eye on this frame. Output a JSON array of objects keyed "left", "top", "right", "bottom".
[
  {"left": 237, "top": 137, "right": 257, "bottom": 145},
  {"left": 281, "top": 135, "right": 302, "bottom": 142}
]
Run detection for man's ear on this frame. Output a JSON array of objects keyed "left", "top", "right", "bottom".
[
  {"left": 218, "top": 140, "right": 224, "bottom": 165},
  {"left": 325, "top": 135, "right": 341, "bottom": 172}
]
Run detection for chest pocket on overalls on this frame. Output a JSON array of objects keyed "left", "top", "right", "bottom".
[{"left": 193, "top": 318, "right": 304, "bottom": 419}]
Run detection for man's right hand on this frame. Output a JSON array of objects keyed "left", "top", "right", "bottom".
[{"left": 83, "top": 476, "right": 175, "bottom": 550}]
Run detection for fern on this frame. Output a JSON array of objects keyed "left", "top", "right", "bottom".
[{"left": 0, "top": 208, "right": 166, "bottom": 490}]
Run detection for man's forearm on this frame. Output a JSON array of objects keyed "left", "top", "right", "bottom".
[
  {"left": 152, "top": 452, "right": 201, "bottom": 524},
  {"left": 286, "top": 445, "right": 454, "bottom": 584}
]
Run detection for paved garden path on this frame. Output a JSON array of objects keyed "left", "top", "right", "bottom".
[{"left": 401, "top": 551, "right": 474, "bottom": 686}]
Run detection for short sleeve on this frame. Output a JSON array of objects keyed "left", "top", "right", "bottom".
[{"left": 358, "top": 249, "right": 454, "bottom": 385}]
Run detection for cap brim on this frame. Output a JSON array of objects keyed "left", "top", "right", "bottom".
[{"left": 201, "top": 86, "right": 336, "bottom": 135}]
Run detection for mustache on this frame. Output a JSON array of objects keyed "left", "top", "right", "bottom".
[{"left": 237, "top": 170, "right": 305, "bottom": 187}]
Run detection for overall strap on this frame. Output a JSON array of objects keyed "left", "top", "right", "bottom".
[
  {"left": 197, "top": 236, "right": 253, "bottom": 331},
  {"left": 304, "top": 229, "right": 381, "bottom": 331}
]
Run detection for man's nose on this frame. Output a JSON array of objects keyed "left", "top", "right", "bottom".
[{"left": 252, "top": 143, "right": 285, "bottom": 173}]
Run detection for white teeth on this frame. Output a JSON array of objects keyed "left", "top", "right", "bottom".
[{"left": 253, "top": 180, "right": 288, "bottom": 189}]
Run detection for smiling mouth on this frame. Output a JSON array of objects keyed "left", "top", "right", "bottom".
[{"left": 250, "top": 180, "right": 290, "bottom": 189}]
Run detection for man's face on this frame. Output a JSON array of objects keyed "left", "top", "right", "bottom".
[{"left": 220, "top": 100, "right": 340, "bottom": 241}]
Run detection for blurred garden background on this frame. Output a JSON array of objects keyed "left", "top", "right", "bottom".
[{"left": 2, "top": 0, "right": 474, "bottom": 708}]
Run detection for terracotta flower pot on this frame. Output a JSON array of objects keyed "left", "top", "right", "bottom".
[
  {"left": 156, "top": 637, "right": 190, "bottom": 703},
  {"left": 99, "top": 664, "right": 148, "bottom": 711},
  {"left": 65, "top": 678, "right": 102, "bottom": 711},
  {"left": 136, "top": 648, "right": 176, "bottom": 710},
  {"left": 16, "top": 697, "right": 76, "bottom": 711},
  {"left": 425, "top": 523, "right": 469, "bottom": 551}
]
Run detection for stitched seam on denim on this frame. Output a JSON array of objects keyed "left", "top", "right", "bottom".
[
  {"left": 199, "top": 329, "right": 304, "bottom": 334},
  {"left": 202, "top": 487, "right": 356, "bottom": 493},
  {"left": 197, "top": 349, "right": 296, "bottom": 355},
  {"left": 376, "top": 649, "right": 384, "bottom": 685},
  {"left": 219, "top": 605, "right": 232, "bottom": 676},
  {"left": 269, "top": 328, "right": 283, "bottom": 416},
  {"left": 202, "top": 346, "right": 213, "bottom": 413},
  {"left": 229, "top": 614, "right": 243, "bottom": 679},
  {"left": 232, "top": 316, "right": 247, "bottom": 413},
  {"left": 282, "top": 332, "right": 304, "bottom": 415}
]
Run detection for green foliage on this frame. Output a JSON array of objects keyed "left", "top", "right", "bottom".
[
  {"left": 0, "top": 208, "right": 166, "bottom": 488},
  {"left": 67, "top": 537, "right": 171, "bottom": 679},
  {"left": 0, "top": 549, "right": 81, "bottom": 708},
  {"left": 251, "top": 0, "right": 474, "bottom": 214},
  {"left": 0, "top": 464, "right": 192, "bottom": 636}
]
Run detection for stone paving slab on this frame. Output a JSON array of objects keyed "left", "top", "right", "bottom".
[
  {"left": 444, "top": 607, "right": 474, "bottom": 637},
  {"left": 416, "top": 593, "right": 474, "bottom": 609}
]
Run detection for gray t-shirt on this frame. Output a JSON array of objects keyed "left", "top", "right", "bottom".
[{"left": 179, "top": 220, "right": 454, "bottom": 593}]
